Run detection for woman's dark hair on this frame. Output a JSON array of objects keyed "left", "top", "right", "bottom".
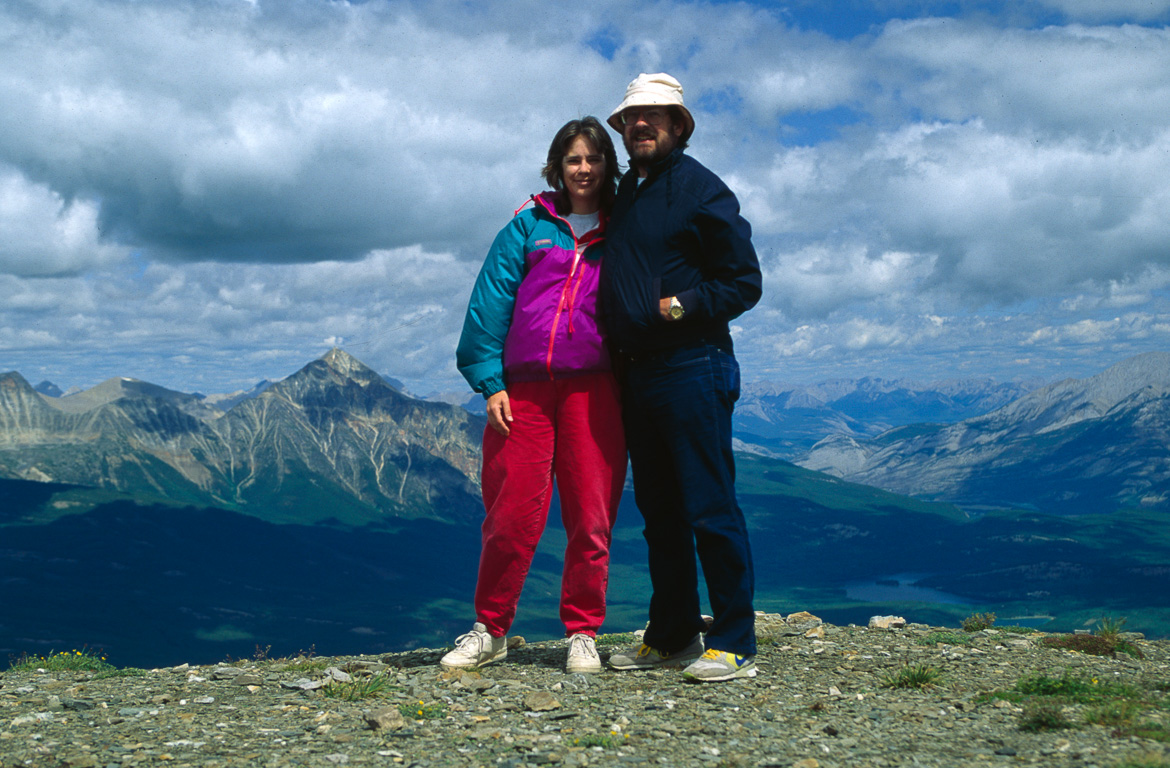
[{"left": 541, "top": 116, "right": 622, "bottom": 213}]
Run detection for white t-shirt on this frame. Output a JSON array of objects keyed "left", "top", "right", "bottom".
[{"left": 566, "top": 211, "right": 600, "bottom": 237}]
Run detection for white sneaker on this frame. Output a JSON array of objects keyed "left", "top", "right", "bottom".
[
  {"left": 566, "top": 633, "right": 601, "bottom": 674},
  {"left": 440, "top": 622, "right": 507, "bottom": 670}
]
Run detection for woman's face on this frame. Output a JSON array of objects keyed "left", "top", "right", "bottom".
[{"left": 561, "top": 136, "right": 605, "bottom": 211}]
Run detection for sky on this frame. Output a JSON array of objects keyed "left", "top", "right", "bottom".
[{"left": 2, "top": 0, "right": 1169, "bottom": 397}]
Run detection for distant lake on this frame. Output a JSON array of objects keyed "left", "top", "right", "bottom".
[{"left": 845, "top": 573, "right": 972, "bottom": 606}]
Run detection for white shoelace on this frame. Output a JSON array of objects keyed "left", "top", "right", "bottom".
[
  {"left": 455, "top": 630, "right": 489, "bottom": 651},
  {"left": 568, "top": 635, "right": 598, "bottom": 659}
]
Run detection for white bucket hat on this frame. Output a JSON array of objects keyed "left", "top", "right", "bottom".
[{"left": 607, "top": 72, "right": 695, "bottom": 141}]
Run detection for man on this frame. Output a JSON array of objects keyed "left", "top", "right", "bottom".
[{"left": 600, "top": 73, "right": 763, "bottom": 682}]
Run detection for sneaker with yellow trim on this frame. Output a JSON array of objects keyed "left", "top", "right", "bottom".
[
  {"left": 606, "top": 634, "right": 704, "bottom": 670},
  {"left": 682, "top": 649, "right": 757, "bottom": 681}
]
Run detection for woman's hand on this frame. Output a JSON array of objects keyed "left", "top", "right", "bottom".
[{"left": 486, "top": 390, "right": 513, "bottom": 436}]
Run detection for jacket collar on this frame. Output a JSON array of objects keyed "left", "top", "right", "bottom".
[
  {"left": 532, "top": 190, "right": 608, "bottom": 238},
  {"left": 631, "top": 147, "right": 685, "bottom": 182}
]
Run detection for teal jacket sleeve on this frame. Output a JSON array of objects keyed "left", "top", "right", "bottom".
[{"left": 456, "top": 212, "right": 531, "bottom": 396}]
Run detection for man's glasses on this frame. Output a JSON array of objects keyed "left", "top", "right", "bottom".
[{"left": 620, "top": 108, "right": 669, "bottom": 127}]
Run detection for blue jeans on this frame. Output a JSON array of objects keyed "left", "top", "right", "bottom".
[{"left": 621, "top": 342, "right": 757, "bottom": 657}]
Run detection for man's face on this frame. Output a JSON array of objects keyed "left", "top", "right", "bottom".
[{"left": 620, "top": 106, "right": 683, "bottom": 170}]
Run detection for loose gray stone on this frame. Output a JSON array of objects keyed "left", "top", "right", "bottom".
[
  {"left": 364, "top": 706, "right": 406, "bottom": 731},
  {"left": 523, "top": 690, "right": 561, "bottom": 712}
]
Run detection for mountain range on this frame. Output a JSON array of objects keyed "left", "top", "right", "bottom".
[
  {"left": 0, "top": 349, "right": 484, "bottom": 526},
  {"left": 732, "top": 376, "right": 1040, "bottom": 457},
  {"left": 798, "top": 351, "right": 1170, "bottom": 515},
  {"left": 3, "top": 348, "right": 1170, "bottom": 666}
]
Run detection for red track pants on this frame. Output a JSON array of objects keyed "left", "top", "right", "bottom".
[{"left": 473, "top": 373, "right": 627, "bottom": 638}]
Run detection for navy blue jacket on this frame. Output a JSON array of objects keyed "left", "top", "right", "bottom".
[{"left": 600, "top": 149, "right": 762, "bottom": 355}]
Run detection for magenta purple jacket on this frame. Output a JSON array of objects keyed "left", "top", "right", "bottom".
[{"left": 456, "top": 191, "right": 611, "bottom": 398}]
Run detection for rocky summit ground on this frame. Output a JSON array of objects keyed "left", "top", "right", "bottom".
[{"left": 2, "top": 613, "right": 1168, "bottom": 768}]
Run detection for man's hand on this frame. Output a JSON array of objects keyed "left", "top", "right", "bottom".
[{"left": 486, "top": 390, "right": 513, "bottom": 436}]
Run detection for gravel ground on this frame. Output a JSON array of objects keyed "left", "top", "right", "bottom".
[{"left": 2, "top": 615, "right": 1168, "bottom": 768}]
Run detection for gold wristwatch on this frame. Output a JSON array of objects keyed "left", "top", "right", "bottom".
[{"left": 668, "top": 296, "right": 685, "bottom": 320}]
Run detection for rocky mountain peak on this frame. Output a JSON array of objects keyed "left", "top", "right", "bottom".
[
  {"left": 798, "top": 350, "right": 1170, "bottom": 514},
  {"left": 320, "top": 347, "right": 370, "bottom": 378},
  {"left": 0, "top": 350, "right": 483, "bottom": 526},
  {"left": 1081, "top": 350, "right": 1170, "bottom": 406},
  {"left": 0, "top": 371, "right": 46, "bottom": 415}
]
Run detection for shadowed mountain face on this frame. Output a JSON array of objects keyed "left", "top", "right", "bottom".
[
  {"left": 798, "top": 351, "right": 1170, "bottom": 514},
  {"left": 0, "top": 349, "right": 484, "bottom": 526}
]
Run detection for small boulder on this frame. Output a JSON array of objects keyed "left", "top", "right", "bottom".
[
  {"left": 364, "top": 707, "right": 406, "bottom": 731},
  {"left": 868, "top": 615, "right": 907, "bottom": 629}
]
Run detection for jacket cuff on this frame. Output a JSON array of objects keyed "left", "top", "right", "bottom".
[
  {"left": 675, "top": 289, "right": 698, "bottom": 316},
  {"left": 478, "top": 376, "right": 506, "bottom": 398}
]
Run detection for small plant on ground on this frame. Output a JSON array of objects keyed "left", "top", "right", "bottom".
[
  {"left": 997, "top": 625, "right": 1038, "bottom": 634},
  {"left": 880, "top": 663, "right": 941, "bottom": 690},
  {"left": 91, "top": 667, "right": 149, "bottom": 681},
  {"left": 1041, "top": 632, "right": 1144, "bottom": 659},
  {"left": 1085, "top": 699, "right": 1145, "bottom": 728},
  {"left": 1113, "top": 754, "right": 1170, "bottom": 768},
  {"left": 1019, "top": 701, "right": 1074, "bottom": 732},
  {"left": 323, "top": 673, "right": 391, "bottom": 701},
  {"left": 572, "top": 732, "right": 627, "bottom": 748},
  {"left": 1087, "top": 701, "right": 1170, "bottom": 743},
  {"left": 917, "top": 631, "right": 972, "bottom": 646},
  {"left": 8, "top": 649, "right": 114, "bottom": 674},
  {"left": 398, "top": 700, "right": 448, "bottom": 720},
  {"left": 1097, "top": 616, "right": 1127, "bottom": 640},
  {"left": 595, "top": 632, "right": 636, "bottom": 647},
  {"left": 962, "top": 612, "right": 997, "bottom": 632},
  {"left": 1008, "top": 672, "right": 1141, "bottom": 704},
  {"left": 278, "top": 645, "right": 328, "bottom": 674},
  {"left": 987, "top": 671, "right": 1167, "bottom": 744}
]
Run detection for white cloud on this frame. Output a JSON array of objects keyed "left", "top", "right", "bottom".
[
  {"left": 0, "top": 246, "right": 479, "bottom": 393},
  {"left": 3, "top": 0, "right": 1170, "bottom": 394},
  {"left": 762, "top": 244, "right": 937, "bottom": 319},
  {"left": 1035, "top": 0, "right": 1170, "bottom": 22},
  {"left": 0, "top": 168, "right": 125, "bottom": 276},
  {"left": 871, "top": 20, "right": 1170, "bottom": 140}
]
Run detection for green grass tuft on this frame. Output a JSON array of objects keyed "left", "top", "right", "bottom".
[
  {"left": 1019, "top": 701, "right": 1075, "bottom": 732},
  {"left": 1041, "top": 632, "right": 1144, "bottom": 659},
  {"left": 90, "top": 668, "right": 150, "bottom": 681},
  {"left": 573, "top": 732, "right": 627, "bottom": 748},
  {"left": 1113, "top": 754, "right": 1170, "bottom": 768},
  {"left": 398, "top": 700, "right": 448, "bottom": 720},
  {"left": 917, "top": 631, "right": 972, "bottom": 646},
  {"left": 962, "top": 612, "right": 997, "bottom": 632},
  {"left": 322, "top": 673, "right": 391, "bottom": 701},
  {"left": 1010, "top": 672, "right": 1142, "bottom": 704},
  {"left": 1097, "top": 616, "right": 1127, "bottom": 640},
  {"left": 880, "top": 663, "right": 942, "bottom": 689},
  {"left": 595, "top": 632, "right": 637, "bottom": 648},
  {"left": 997, "top": 625, "right": 1039, "bottom": 634},
  {"left": 8, "top": 648, "right": 114, "bottom": 673}
]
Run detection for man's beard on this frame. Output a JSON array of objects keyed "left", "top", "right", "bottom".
[{"left": 624, "top": 129, "right": 675, "bottom": 168}]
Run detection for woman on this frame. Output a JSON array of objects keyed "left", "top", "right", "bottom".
[{"left": 447, "top": 117, "right": 627, "bottom": 674}]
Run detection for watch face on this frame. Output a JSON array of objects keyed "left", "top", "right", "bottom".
[{"left": 669, "top": 305, "right": 684, "bottom": 320}]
